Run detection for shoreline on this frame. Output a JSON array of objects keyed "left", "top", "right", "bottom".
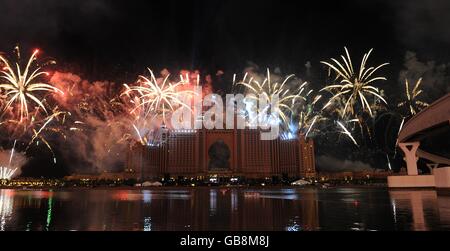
[{"left": 0, "top": 183, "right": 389, "bottom": 190}]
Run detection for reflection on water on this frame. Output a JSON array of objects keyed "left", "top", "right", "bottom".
[
  {"left": 0, "top": 190, "right": 13, "bottom": 231},
  {"left": 45, "top": 192, "right": 53, "bottom": 231},
  {"left": 0, "top": 187, "right": 449, "bottom": 231},
  {"left": 389, "top": 190, "right": 446, "bottom": 231},
  {"left": 143, "top": 217, "right": 151, "bottom": 231}
]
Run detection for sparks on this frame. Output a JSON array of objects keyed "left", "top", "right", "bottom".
[
  {"left": 297, "top": 88, "right": 324, "bottom": 138},
  {"left": 397, "top": 78, "right": 429, "bottom": 116},
  {"left": 236, "top": 69, "right": 306, "bottom": 130},
  {"left": 8, "top": 140, "right": 17, "bottom": 166},
  {"left": 122, "top": 68, "right": 194, "bottom": 125},
  {"left": 0, "top": 47, "right": 63, "bottom": 123},
  {"left": 320, "top": 47, "right": 389, "bottom": 118},
  {"left": 0, "top": 167, "right": 17, "bottom": 180},
  {"left": 337, "top": 121, "right": 359, "bottom": 147},
  {"left": 0, "top": 140, "right": 18, "bottom": 180}
]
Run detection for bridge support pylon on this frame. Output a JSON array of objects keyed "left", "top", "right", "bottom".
[
  {"left": 399, "top": 142, "right": 420, "bottom": 176},
  {"left": 388, "top": 141, "right": 435, "bottom": 188}
]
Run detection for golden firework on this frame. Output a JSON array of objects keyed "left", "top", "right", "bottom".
[
  {"left": 336, "top": 120, "right": 359, "bottom": 147},
  {"left": 236, "top": 69, "right": 306, "bottom": 129},
  {"left": 397, "top": 78, "right": 429, "bottom": 116},
  {"left": 320, "top": 47, "right": 388, "bottom": 118},
  {"left": 122, "top": 68, "right": 195, "bottom": 125},
  {"left": 0, "top": 47, "right": 63, "bottom": 122},
  {"left": 297, "top": 92, "right": 324, "bottom": 138}
]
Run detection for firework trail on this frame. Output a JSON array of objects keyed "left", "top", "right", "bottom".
[
  {"left": 336, "top": 121, "right": 359, "bottom": 147},
  {"left": 8, "top": 140, "right": 16, "bottom": 166},
  {"left": 0, "top": 167, "right": 17, "bottom": 180},
  {"left": 296, "top": 90, "right": 325, "bottom": 138},
  {"left": 0, "top": 140, "right": 20, "bottom": 180},
  {"left": 304, "top": 114, "right": 318, "bottom": 138}
]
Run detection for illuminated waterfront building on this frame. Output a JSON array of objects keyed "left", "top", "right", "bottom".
[{"left": 126, "top": 127, "right": 316, "bottom": 180}]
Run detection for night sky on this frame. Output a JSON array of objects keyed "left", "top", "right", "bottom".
[
  {"left": 1, "top": 0, "right": 450, "bottom": 82},
  {"left": 1, "top": 0, "right": 449, "bottom": 176}
]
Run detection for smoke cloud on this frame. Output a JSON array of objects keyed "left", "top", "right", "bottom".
[
  {"left": 49, "top": 71, "right": 132, "bottom": 174},
  {"left": 48, "top": 69, "right": 215, "bottom": 175},
  {"left": 316, "top": 155, "right": 374, "bottom": 173},
  {"left": 0, "top": 149, "right": 28, "bottom": 178},
  {"left": 390, "top": 0, "right": 450, "bottom": 49},
  {"left": 399, "top": 51, "right": 450, "bottom": 102}
]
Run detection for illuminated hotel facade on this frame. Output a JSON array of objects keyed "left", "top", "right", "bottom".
[{"left": 126, "top": 127, "right": 316, "bottom": 180}]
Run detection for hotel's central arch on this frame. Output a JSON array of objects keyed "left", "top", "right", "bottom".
[
  {"left": 204, "top": 129, "right": 237, "bottom": 174},
  {"left": 208, "top": 140, "right": 231, "bottom": 170}
]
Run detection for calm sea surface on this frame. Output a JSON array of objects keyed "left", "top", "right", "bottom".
[{"left": 0, "top": 187, "right": 449, "bottom": 231}]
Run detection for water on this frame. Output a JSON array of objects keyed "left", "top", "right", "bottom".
[{"left": 0, "top": 187, "right": 449, "bottom": 231}]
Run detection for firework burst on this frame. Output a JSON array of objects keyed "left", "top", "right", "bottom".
[
  {"left": 296, "top": 90, "right": 325, "bottom": 138},
  {"left": 320, "top": 47, "right": 388, "bottom": 118},
  {"left": 122, "top": 68, "right": 195, "bottom": 125},
  {"left": 397, "top": 77, "right": 429, "bottom": 116},
  {"left": 0, "top": 140, "right": 18, "bottom": 180},
  {"left": 0, "top": 47, "right": 73, "bottom": 163},
  {"left": 0, "top": 46, "right": 63, "bottom": 123},
  {"left": 0, "top": 167, "right": 17, "bottom": 180},
  {"left": 235, "top": 69, "right": 306, "bottom": 129}
]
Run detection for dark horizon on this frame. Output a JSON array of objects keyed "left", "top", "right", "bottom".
[{"left": 0, "top": 0, "right": 449, "bottom": 177}]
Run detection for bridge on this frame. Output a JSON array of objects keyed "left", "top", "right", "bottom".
[{"left": 389, "top": 93, "right": 450, "bottom": 188}]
